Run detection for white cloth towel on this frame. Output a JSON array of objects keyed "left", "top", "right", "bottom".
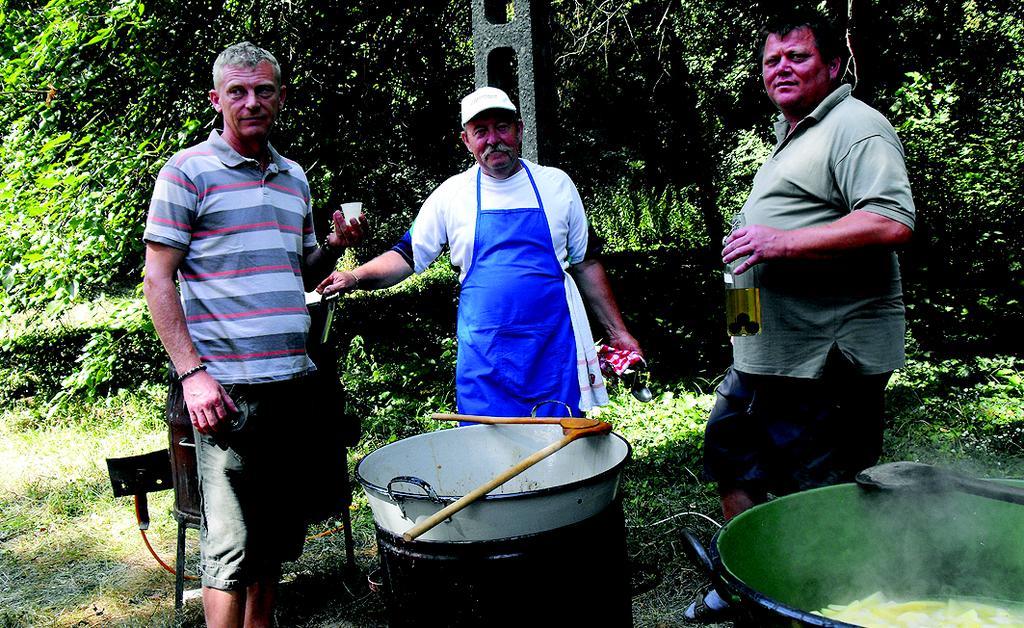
[{"left": 563, "top": 273, "right": 608, "bottom": 411}]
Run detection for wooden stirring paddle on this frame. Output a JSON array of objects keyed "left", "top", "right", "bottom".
[{"left": 403, "top": 417, "right": 612, "bottom": 541}]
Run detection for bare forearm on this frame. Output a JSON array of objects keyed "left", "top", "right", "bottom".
[
  {"left": 570, "top": 259, "right": 642, "bottom": 354},
  {"left": 572, "top": 260, "right": 624, "bottom": 332},
  {"left": 302, "top": 211, "right": 369, "bottom": 291},
  {"left": 777, "top": 211, "right": 913, "bottom": 259},
  {"left": 725, "top": 211, "right": 913, "bottom": 274},
  {"left": 143, "top": 242, "right": 240, "bottom": 433},
  {"left": 318, "top": 250, "right": 414, "bottom": 295},
  {"left": 143, "top": 243, "right": 203, "bottom": 373},
  {"left": 356, "top": 251, "right": 414, "bottom": 289},
  {"left": 143, "top": 274, "right": 201, "bottom": 373},
  {"left": 303, "top": 245, "right": 342, "bottom": 291}
]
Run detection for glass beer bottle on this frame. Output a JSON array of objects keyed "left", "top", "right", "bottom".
[{"left": 724, "top": 216, "right": 762, "bottom": 336}]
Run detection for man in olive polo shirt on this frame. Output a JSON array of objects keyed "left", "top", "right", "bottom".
[
  {"left": 688, "top": 14, "right": 915, "bottom": 623},
  {"left": 707, "top": 3, "right": 913, "bottom": 585}
]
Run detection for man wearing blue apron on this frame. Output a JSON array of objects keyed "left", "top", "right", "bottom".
[{"left": 319, "top": 87, "right": 642, "bottom": 418}]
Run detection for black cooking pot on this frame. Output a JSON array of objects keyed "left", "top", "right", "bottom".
[{"left": 683, "top": 482, "right": 1024, "bottom": 626}]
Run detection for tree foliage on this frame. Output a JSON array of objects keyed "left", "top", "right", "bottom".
[
  {"left": 1, "top": 0, "right": 1021, "bottom": 401},
  {"left": 1, "top": 0, "right": 179, "bottom": 314},
  {"left": 879, "top": 1, "right": 1024, "bottom": 354},
  {"left": 550, "top": 0, "right": 1024, "bottom": 355},
  {"left": 0, "top": 0, "right": 473, "bottom": 318}
]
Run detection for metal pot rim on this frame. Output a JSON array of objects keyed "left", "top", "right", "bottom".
[
  {"left": 356, "top": 429, "right": 632, "bottom": 503},
  {"left": 709, "top": 529, "right": 861, "bottom": 627}
]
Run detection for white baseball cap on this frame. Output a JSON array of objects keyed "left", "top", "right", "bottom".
[{"left": 460, "top": 86, "right": 517, "bottom": 126}]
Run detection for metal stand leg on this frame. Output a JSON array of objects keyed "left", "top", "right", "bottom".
[
  {"left": 342, "top": 506, "right": 356, "bottom": 571},
  {"left": 175, "top": 518, "right": 187, "bottom": 613}
]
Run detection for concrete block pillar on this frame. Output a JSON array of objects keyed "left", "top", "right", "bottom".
[{"left": 470, "top": 0, "right": 555, "bottom": 163}]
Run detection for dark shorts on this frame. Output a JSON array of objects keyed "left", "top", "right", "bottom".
[
  {"left": 702, "top": 351, "right": 892, "bottom": 498},
  {"left": 194, "top": 376, "right": 346, "bottom": 590}
]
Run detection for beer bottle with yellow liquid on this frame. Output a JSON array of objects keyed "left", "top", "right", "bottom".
[{"left": 724, "top": 215, "right": 762, "bottom": 336}]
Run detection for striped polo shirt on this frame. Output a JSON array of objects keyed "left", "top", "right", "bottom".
[{"left": 144, "top": 130, "right": 318, "bottom": 384}]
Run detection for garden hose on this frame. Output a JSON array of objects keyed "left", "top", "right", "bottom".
[{"left": 134, "top": 495, "right": 197, "bottom": 581}]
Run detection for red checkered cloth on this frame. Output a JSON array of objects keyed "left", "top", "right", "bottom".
[{"left": 597, "top": 344, "right": 646, "bottom": 379}]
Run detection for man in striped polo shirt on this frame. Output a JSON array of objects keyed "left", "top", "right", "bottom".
[{"left": 143, "top": 42, "right": 364, "bottom": 627}]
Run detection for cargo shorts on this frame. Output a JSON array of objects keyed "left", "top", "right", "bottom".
[
  {"left": 194, "top": 377, "right": 318, "bottom": 591},
  {"left": 702, "top": 351, "right": 892, "bottom": 498}
]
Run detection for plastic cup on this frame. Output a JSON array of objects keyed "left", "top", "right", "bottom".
[{"left": 341, "top": 202, "right": 363, "bottom": 222}]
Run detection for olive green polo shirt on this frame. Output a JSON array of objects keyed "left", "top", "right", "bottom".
[{"left": 733, "top": 84, "right": 916, "bottom": 378}]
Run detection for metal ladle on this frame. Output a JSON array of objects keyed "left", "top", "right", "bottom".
[
  {"left": 856, "top": 461, "right": 1024, "bottom": 505},
  {"left": 631, "top": 382, "right": 653, "bottom": 403},
  {"left": 625, "top": 368, "right": 653, "bottom": 403}
]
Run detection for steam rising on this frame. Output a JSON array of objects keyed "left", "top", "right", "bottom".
[{"left": 715, "top": 478, "right": 1024, "bottom": 618}]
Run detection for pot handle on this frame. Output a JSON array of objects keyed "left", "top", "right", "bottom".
[
  {"left": 680, "top": 527, "right": 715, "bottom": 578},
  {"left": 388, "top": 476, "right": 451, "bottom": 520},
  {"left": 531, "top": 400, "right": 573, "bottom": 417},
  {"left": 387, "top": 476, "right": 445, "bottom": 503},
  {"left": 680, "top": 528, "right": 736, "bottom": 603}
]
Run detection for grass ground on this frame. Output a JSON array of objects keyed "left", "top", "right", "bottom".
[{"left": 0, "top": 377, "right": 720, "bottom": 627}]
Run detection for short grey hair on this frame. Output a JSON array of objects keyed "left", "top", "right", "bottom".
[{"left": 213, "top": 42, "right": 282, "bottom": 89}]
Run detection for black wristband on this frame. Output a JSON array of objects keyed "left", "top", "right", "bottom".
[{"left": 178, "top": 363, "right": 207, "bottom": 382}]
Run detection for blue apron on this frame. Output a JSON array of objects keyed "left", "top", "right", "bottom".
[{"left": 456, "top": 162, "right": 581, "bottom": 419}]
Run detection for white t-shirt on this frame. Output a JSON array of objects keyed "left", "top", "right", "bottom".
[
  {"left": 405, "top": 159, "right": 608, "bottom": 411},
  {"left": 409, "top": 159, "right": 590, "bottom": 280}
]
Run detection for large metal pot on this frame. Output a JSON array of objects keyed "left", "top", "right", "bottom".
[
  {"left": 356, "top": 423, "right": 631, "bottom": 542},
  {"left": 357, "top": 424, "right": 634, "bottom": 626},
  {"left": 684, "top": 481, "right": 1024, "bottom": 626}
]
